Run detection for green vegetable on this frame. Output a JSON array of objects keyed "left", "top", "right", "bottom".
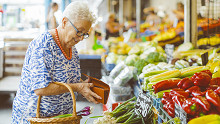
[
  {"left": 134, "top": 59, "right": 148, "bottom": 75},
  {"left": 123, "top": 112, "right": 136, "bottom": 124},
  {"left": 144, "top": 70, "right": 168, "bottom": 77},
  {"left": 155, "top": 89, "right": 171, "bottom": 98},
  {"left": 52, "top": 114, "right": 72, "bottom": 118},
  {"left": 116, "top": 109, "right": 134, "bottom": 123},
  {"left": 113, "top": 96, "right": 136, "bottom": 112},
  {"left": 112, "top": 103, "right": 135, "bottom": 117},
  {"left": 145, "top": 52, "right": 167, "bottom": 64},
  {"left": 125, "top": 54, "right": 140, "bottom": 66},
  {"left": 145, "top": 52, "right": 160, "bottom": 63}
]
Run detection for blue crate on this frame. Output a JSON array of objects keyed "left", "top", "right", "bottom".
[{"left": 105, "top": 63, "right": 116, "bottom": 71}]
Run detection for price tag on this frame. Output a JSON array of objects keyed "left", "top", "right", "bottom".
[
  {"left": 135, "top": 92, "right": 152, "bottom": 118},
  {"left": 165, "top": 44, "right": 174, "bottom": 64},
  {"left": 201, "top": 52, "right": 208, "bottom": 66}
]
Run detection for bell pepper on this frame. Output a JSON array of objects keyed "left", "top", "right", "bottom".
[
  {"left": 172, "top": 94, "right": 186, "bottom": 107},
  {"left": 192, "top": 96, "right": 211, "bottom": 111},
  {"left": 207, "top": 85, "right": 219, "bottom": 91},
  {"left": 191, "top": 90, "right": 206, "bottom": 97},
  {"left": 208, "top": 106, "right": 220, "bottom": 115},
  {"left": 161, "top": 97, "right": 173, "bottom": 105},
  {"left": 191, "top": 72, "right": 211, "bottom": 87},
  {"left": 188, "top": 114, "right": 220, "bottom": 124},
  {"left": 210, "top": 77, "right": 220, "bottom": 86},
  {"left": 152, "top": 79, "right": 181, "bottom": 93},
  {"left": 185, "top": 86, "right": 201, "bottom": 94},
  {"left": 182, "top": 98, "right": 200, "bottom": 116},
  {"left": 169, "top": 88, "right": 189, "bottom": 98},
  {"left": 205, "top": 89, "right": 220, "bottom": 107},
  {"left": 163, "top": 92, "right": 171, "bottom": 99},
  {"left": 200, "top": 70, "right": 212, "bottom": 77},
  {"left": 177, "top": 77, "right": 194, "bottom": 90},
  {"left": 214, "top": 87, "right": 220, "bottom": 95},
  {"left": 163, "top": 103, "right": 175, "bottom": 118}
]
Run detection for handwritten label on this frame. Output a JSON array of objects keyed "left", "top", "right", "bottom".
[
  {"left": 165, "top": 44, "right": 174, "bottom": 64},
  {"left": 201, "top": 52, "right": 208, "bottom": 66},
  {"left": 135, "top": 92, "right": 152, "bottom": 118}
]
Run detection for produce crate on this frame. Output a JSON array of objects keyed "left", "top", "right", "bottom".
[
  {"left": 147, "top": 92, "right": 188, "bottom": 124},
  {"left": 105, "top": 63, "right": 116, "bottom": 72},
  {"left": 174, "top": 103, "right": 187, "bottom": 124}
]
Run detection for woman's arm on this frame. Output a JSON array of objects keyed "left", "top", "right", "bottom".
[
  {"left": 34, "top": 80, "right": 101, "bottom": 104},
  {"left": 34, "top": 82, "right": 80, "bottom": 96}
]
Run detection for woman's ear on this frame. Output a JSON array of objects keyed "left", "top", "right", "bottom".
[{"left": 61, "top": 17, "right": 68, "bottom": 29}]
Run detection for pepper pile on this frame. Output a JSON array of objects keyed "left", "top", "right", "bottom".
[{"left": 161, "top": 70, "right": 220, "bottom": 120}]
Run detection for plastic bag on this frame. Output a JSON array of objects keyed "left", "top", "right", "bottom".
[
  {"left": 109, "top": 61, "right": 126, "bottom": 78},
  {"left": 114, "top": 66, "right": 135, "bottom": 86}
]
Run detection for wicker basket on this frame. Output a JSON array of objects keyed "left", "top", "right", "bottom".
[{"left": 28, "top": 82, "right": 82, "bottom": 124}]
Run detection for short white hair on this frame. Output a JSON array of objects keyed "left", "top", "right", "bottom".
[{"left": 62, "top": 1, "right": 96, "bottom": 24}]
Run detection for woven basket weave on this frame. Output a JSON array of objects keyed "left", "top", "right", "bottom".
[{"left": 28, "top": 82, "right": 82, "bottom": 124}]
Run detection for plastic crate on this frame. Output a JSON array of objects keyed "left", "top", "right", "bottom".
[
  {"left": 105, "top": 63, "right": 116, "bottom": 72},
  {"left": 174, "top": 103, "right": 187, "bottom": 124},
  {"left": 156, "top": 103, "right": 187, "bottom": 124}
]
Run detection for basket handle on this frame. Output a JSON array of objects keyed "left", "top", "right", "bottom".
[{"left": 36, "top": 82, "right": 77, "bottom": 118}]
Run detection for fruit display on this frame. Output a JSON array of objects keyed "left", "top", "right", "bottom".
[
  {"left": 197, "top": 36, "right": 220, "bottom": 48},
  {"left": 109, "top": 42, "right": 131, "bottom": 55}
]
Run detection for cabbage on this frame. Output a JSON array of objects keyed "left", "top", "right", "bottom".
[
  {"left": 125, "top": 54, "right": 140, "bottom": 66},
  {"left": 106, "top": 52, "right": 118, "bottom": 64}
]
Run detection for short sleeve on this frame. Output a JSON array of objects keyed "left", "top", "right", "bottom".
[{"left": 29, "top": 40, "right": 54, "bottom": 92}]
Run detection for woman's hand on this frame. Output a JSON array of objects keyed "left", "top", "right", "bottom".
[{"left": 76, "top": 83, "right": 102, "bottom": 104}]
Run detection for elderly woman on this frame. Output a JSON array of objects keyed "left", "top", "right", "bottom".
[{"left": 11, "top": 1, "right": 101, "bottom": 123}]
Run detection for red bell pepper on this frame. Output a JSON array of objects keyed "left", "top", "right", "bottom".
[
  {"left": 200, "top": 70, "right": 212, "bottom": 77},
  {"left": 214, "top": 87, "right": 220, "bottom": 95},
  {"left": 163, "top": 104, "right": 175, "bottom": 118},
  {"left": 163, "top": 92, "right": 171, "bottom": 99},
  {"left": 210, "top": 77, "right": 220, "bottom": 86},
  {"left": 208, "top": 105, "right": 220, "bottom": 114},
  {"left": 182, "top": 98, "right": 200, "bottom": 116},
  {"left": 177, "top": 77, "right": 194, "bottom": 90},
  {"left": 161, "top": 97, "right": 173, "bottom": 105},
  {"left": 192, "top": 96, "right": 211, "bottom": 111},
  {"left": 152, "top": 79, "right": 181, "bottom": 93},
  {"left": 169, "top": 88, "right": 189, "bottom": 98},
  {"left": 185, "top": 86, "right": 201, "bottom": 94},
  {"left": 191, "top": 72, "right": 211, "bottom": 87},
  {"left": 191, "top": 90, "right": 206, "bottom": 97},
  {"left": 172, "top": 95, "right": 186, "bottom": 107},
  {"left": 206, "top": 85, "right": 219, "bottom": 91},
  {"left": 205, "top": 89, "right": 220, "bottom": 107}
]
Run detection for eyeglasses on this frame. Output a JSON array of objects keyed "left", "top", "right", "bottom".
[{"left": 67, "top": 18, "right": 89, "bottom": 39}]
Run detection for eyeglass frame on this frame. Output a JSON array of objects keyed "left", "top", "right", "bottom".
[{"left": 66, "top": 17, "right": 89, "bottom": 39}]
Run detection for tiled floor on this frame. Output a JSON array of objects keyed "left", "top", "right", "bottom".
[{"left": 0, "top": 94, "right": 103, "bottom": 124}]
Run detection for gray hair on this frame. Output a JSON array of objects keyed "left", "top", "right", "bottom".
[{"left": 62, "top": 1, "right": 96, "bottom": 25}]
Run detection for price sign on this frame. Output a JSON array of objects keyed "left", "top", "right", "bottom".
[
  {"left": 135, "top": 92, "right": 152, "bottom": 118},
  {"left": 201, "top": 52, "right": 208, "bottom": 66},
  {"left": 165, "top": 44, "right": 174, "bottom": 64}
]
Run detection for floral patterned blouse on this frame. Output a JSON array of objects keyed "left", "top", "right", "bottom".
[{"left": 11, "top": 31, "right": 81, "bottom": 124}]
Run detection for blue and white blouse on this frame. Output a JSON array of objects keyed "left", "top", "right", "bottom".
[{"left": 11, "top": 31, "right": 81, "bottom": 124}]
